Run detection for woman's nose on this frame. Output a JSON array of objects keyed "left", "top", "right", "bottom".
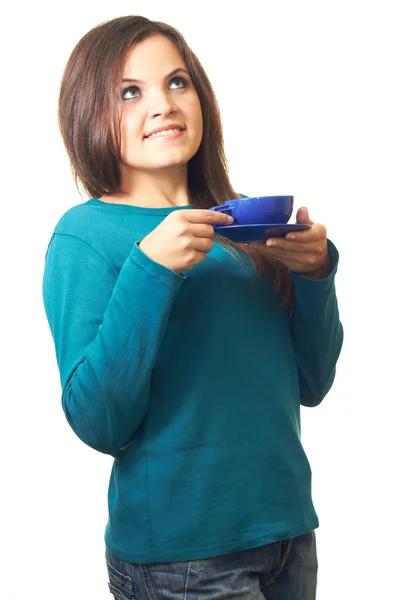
[{"left": 148, "top": 90, "right": 176, "bottom": 118}]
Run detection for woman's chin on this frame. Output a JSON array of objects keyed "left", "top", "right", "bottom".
[{"left": 140, "top": 155, "right": 192, "bottom": 171}]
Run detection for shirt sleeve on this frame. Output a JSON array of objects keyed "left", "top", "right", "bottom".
[
  {"left": 289, "top": 239, "right": 344, "bottom": 407},
  {"left": 42, "top": 233, "right": 185, "bottom": 456}
]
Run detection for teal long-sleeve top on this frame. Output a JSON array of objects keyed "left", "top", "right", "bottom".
[{"left": 42, "top": 198, "right": 343, "bottom": 563}]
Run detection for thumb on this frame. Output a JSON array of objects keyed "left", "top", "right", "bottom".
[{"left": 296, "top": 206, "right": 314, "bottom": 225}]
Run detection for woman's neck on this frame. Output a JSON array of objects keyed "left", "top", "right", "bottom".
[{"left": 105, "top": 167, "right": 191, "bottom": 208}]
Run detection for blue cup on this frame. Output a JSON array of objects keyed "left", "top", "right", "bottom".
[{"left": 210, "top": 195, "right": 294, "bottom": 225}]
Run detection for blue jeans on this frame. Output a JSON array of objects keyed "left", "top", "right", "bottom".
[{"left": 105, "top": 530, "right": 317, "bottom": 599}]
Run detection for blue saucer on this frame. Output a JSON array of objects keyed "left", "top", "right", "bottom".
[{"left": 213, "top": 223, "right": 311, "bottom": 243}]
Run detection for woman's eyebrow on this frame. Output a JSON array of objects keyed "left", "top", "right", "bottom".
[{"left": 121, "top": 67, "right": 189, "bottom": 84}]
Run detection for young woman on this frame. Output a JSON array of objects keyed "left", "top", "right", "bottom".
[{"left": 42, "top": 15, "right": 343, "bottom": 600}]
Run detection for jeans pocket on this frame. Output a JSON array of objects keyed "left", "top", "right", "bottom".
[
  {"left": 108, "top": 581, "right": 135, "bottom": 600},
  {"left": 106, "top": 559, "right": 136, "bottom": 599}
]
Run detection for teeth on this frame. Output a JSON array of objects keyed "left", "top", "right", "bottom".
[{"left": 148, "top": 128, "right": 182, "bottom": 138}]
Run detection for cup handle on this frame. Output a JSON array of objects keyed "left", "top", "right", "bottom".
[{"left": 212, "top": 203, "right": 233, "bottom": 217}]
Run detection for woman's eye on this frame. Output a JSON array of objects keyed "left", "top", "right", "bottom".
[
  {"left": 169, "top": 77, "right": 188, "bottom": 89},
  {"left": 122, "top": 86, "right": 140, "bottom": 100},
  {"left": 122, "top": 77, "right": 189, "bottom": 100}
]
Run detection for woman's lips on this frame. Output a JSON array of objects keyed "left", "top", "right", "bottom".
[{"left": 144, "top": 128, "right": 185, "bottom": 140}]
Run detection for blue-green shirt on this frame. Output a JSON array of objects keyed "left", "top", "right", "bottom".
[{"left": 42, "top": 198, "right": 343, "bottom": 563}]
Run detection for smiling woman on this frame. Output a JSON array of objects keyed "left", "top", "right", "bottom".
[
  {"left": 58, "top": 15, "right": 295, "bottom": 308},
  {"left": 44, "top": 14, "right": 343, "bottom": 600},
  {"left": 114, "top": 35, "right": 203, "bottom": 175}
]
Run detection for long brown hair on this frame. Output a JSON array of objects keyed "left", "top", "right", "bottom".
[{"left": 58, "top": 15, "right": 294, "bottom": 310}]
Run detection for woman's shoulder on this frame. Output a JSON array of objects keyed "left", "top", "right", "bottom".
[
  {"left": 48, "top": 199, "right": 137, "bottom": 266},
  {"left": 47, "top": 200, "right": 119, "bottom": 262},
  {"left": 53, "top": 199, "right": 101, "bottom": 238}
]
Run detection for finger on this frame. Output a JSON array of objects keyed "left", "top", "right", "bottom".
[
  {"left": 263, "top": 246, "right": 317, "bottom": 262},
  {"left": 265, "top": 239, "right": 323, "bottom": 253},
  {"left": 186, "top": 209, "right": 233, "bottom": 226},
  {"left": 295, "top": 206, "right": 314, "bottom": 225},
  {"left": 192, "top": 236, "right": 215, "bottom": 253},
  {"left": 265, "top": 253, "right": 311, "bottom": 271},
  {"left": 262, "top": 246, "right": 326, "bottom": 269},
  {"left": 189, "top": 223, "right": 218, "bottom": 239},
  {"left": 284, "top": 223, "right": 326, "bottom": 242},
  {"left": 266, "top": 226, "right": 326, "bottom": 248}
]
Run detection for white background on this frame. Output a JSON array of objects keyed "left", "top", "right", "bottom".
[{"left": 1, "top": 1, "right": 392, "bottom": 598}]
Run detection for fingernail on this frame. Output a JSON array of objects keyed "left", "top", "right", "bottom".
[
  {"left": 227, "top": 216, "right": 234, "bottom": 223},
  {"left": 266, "top": 239, "right": 275, "bottom": 246},
  {"left": 287, "top": 234, "right": 295, "bottom": 240}
]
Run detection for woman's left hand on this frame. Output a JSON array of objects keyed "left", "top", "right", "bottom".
[{"left": 258, "top": 206, "right": 331, "bottom": 279}]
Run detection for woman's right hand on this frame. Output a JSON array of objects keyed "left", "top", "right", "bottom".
[{"left": 138, "top": 209, "right": 234, "bottom": 273}]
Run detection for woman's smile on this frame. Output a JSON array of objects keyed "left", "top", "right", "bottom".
[{"left": 144, "top": 128, "right": 186, "bottom": 141}]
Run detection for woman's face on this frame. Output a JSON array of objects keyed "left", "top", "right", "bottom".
[{"left": 116, "top": 34, "right": 203, "bottom": 174}]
